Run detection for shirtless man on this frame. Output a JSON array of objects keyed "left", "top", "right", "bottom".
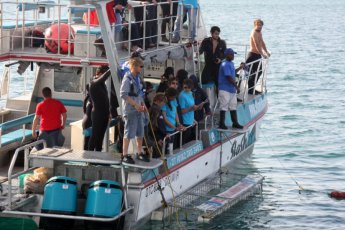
[{"left": 245, "top": 19, "right": 270, "bottom": 94}]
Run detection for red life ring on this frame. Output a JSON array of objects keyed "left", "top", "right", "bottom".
[
  {"left": 330, "top": 191, "right": 345, "bottom": 199},
  {"left": 45, "top": 23, "right": 75, "bottom": 54}
]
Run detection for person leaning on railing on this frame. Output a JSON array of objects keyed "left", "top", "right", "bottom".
[{"left": 245, "top": 19, "right": 270, "bottom": 95}]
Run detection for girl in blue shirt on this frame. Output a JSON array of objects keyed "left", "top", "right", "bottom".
[
  {"left": 161, "top": 88, "right": 184, "bottom": 153},
  {"left": 179, "top": 79, "right": 199, "bottom": 144}
]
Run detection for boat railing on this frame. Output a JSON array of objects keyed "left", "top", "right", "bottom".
[
  {"left": 161, "top": 120, "right": 198, "bottom": 157},
  {"left": 0, "top": 113, "right": 35, "bottom": 148},
  {"left": 6, "top": 139, "right": 46, "bottom": 207},
  {"left": 204, "top": 114, "right": 214, "bottom": 130},
  {"left": 4, "top": 142, "right": 134, "bottom": 221},
  {"left": 0, "top": 0, "right": 196, "bottom": 64},
  {"left": 237, "top": 57, "right": 269, "bottom": 101}
]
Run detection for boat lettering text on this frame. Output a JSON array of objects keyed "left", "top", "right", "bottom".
[{"left": 145, "top": 170, "right": 180, "bottom": 197}]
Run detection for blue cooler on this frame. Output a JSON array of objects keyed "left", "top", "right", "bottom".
[
  {"left": 84, "top": 180, "right": 123, "bottom": 217},
  {"left": 42, "top": 176, "right": 78, "bottom": 214}
]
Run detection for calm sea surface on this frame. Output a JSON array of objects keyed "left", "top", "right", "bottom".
[
  {"left": 1, "top": 0, "right": 345, "bottom": 229},
  {"left": 145, "top": 0, "right": 345, "bottom": 229}
]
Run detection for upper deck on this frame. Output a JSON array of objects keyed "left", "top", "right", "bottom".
[{"left": 0, "top": 0, "right": 204, "bottom": 67}]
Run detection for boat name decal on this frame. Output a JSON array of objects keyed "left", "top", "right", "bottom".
[
  {"left": 145, "top": 170, "right": 180, "bottom": 198},
  {"left": 231, "top": 126, "right": 256, "bottom": 159}
]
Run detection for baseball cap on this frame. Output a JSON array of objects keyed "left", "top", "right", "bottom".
[{"left": 224, "top": 48, "right": 237, "bottom": 56}]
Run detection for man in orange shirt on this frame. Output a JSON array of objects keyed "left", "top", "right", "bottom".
[
  {"left": 32, "top": 87, "right": 67, "bottom": 149},
  {"left": 245, "top": 19, "right": 270, "bottom": 94}
]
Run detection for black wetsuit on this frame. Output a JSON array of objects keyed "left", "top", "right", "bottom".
[
  {"left": 199, "top": 37, "right": 226, "bottom": 87},
  {"left": 82, "top": 88, "right": 93, "bottom": 150},
  {"left": 88, "top": 71, "right": 110, "bottom": 151}
]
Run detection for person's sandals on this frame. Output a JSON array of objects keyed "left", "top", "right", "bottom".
[
  {"left": 122, "top": 155, "right": 135, "bottom": 164},
  {"left": 137, "top": 152, "right": 150, "bottom": 162}
]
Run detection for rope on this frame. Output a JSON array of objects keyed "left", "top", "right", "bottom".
[
  {"left": 261, "top": 131, "right": 305, "bottom": 191},
  {"left": 143, "top": 111, "right": 183, "bottom": 229}
]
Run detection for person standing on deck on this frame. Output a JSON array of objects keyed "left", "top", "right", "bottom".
[
  {"left": 218, "top": 48, "right": 245, "bottom": 130},
  {"left": 171, "top": 0, "right": 199, "bottom": 43},
  {"left": 120, "top": 57, "right": 148, "bottom": 164},
  {"left": 32, "top": 87, "right": 67, "bottom": 149},
  {"left": 199, "top": 26, "right": 226, "bottom": 89},
  {"left": 82, "top": 84, "right": 93, "bottom": 150},
  {"left": 88, "top": 66, "right": 111, "bottom": 151},
  {"left": 245, "top": 19, "right": 270, "bottom": 94}
]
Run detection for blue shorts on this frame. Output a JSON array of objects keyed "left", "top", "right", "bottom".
[{"left": 123, "top": 112, "right": 145, "bottom": 139}]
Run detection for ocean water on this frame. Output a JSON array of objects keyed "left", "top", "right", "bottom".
[
  {"left": 144, "top": 0, "right": 345, "bottom": 229},
  {"left": 1, "top": 0, "right": 345, "bottom": 229}
]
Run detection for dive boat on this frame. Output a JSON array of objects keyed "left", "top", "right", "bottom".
[{"left": 0, "top": 0, "right": 269, "bottom": 229}]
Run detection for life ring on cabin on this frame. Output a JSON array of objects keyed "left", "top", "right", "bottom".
[
  {"left": 330, "top": 191, "right": 345, "bottom": 199},
  {"left": 45, "top": 23, "right": 75, "bottom": 54}
]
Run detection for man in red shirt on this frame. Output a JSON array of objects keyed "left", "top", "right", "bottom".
[{"left": 32, "top": 87, "right": 67, "bottom": 149}]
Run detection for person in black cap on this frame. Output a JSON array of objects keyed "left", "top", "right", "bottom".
[{"left": 218, "top": 48, "right": 245, "bottom": 129}]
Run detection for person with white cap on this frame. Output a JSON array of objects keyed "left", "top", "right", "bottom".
[{"left": 218, "top": 48, "right": 245, "bottom": 130}]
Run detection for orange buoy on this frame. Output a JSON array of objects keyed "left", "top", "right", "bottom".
[
  {"left": 330, "top": 191, "right": 345, "bottom": 199},
  {"left": 45, "top": 23, "right": 75, "bottom": 54}
]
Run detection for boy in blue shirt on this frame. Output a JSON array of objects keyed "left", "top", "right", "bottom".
[{"left": 218, "top": 48, "right": 245, "bottom": 129}]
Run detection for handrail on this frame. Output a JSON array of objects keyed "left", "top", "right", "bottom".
[
  {"left": 161, "top": 120, "right": 198, "bottom": 157},
  {"left": 204, "top": 114, "right": 214, "bottom": 130},
  {"left": 0, "top": 0, "right": 185, "bottom": 59},
  {"left": 7, "top": 139, "right": 46, "bottom": 209},
  {"left": 0, "top": 113, "right": 35, "bottom": 148},
  {"left": 237, "top": 57, "right": 269, "bottom": 101},
  {"left": 3, "top": 206, "right": 133, "bottom": 222}
]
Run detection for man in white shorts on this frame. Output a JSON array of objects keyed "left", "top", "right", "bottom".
[{"left": 218, "top": 48, "right": 245, "bottom": 129}]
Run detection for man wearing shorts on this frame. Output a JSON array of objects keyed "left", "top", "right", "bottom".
[
  {"left": 120, "top": 57, "right": 147, "bottom": 164},
  {"left": 218, "top": 48, "right": 245, "bottom": 130}
]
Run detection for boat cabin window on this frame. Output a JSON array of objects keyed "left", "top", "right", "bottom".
[{"left": 54, "top": 67, "right": 82, "bottom": 93}]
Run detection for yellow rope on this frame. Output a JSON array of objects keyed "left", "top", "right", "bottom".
[{"left": 143, "top": 111, "right": 183, "bottom": 229}]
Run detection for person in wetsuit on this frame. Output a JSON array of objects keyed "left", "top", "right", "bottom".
[
  {"left": 199, "top": 26, "right": 226, "bottom": 88},
  {"left": 88, "top": 65, "right": 111, "bottom": 151},
  {"left": 82, "top": 84, "right": 93, "bottom": 150}
]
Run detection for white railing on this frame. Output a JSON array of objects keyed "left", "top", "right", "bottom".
[
  {"left": 0, "top": 0, "right": 192, "bottom": 59},
  {"left": 161, "top": 120, "right": 198, "bottom": 157}
]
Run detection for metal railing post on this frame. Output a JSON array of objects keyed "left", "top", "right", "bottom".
[
  {"left": 128, "top": 9, "right": 132, "bottom": 55},
  {"left": 179, "top": 130, "right": 183, "bottom": 149},
  {"left": 57, "top": 1, "right": 61, "bottom": 55},
  {"left": 143, "top": 4, "right": 147, "bottom": 51},
  {"left": 8, "top": 140, "right": 46, "bottom": 208}
]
